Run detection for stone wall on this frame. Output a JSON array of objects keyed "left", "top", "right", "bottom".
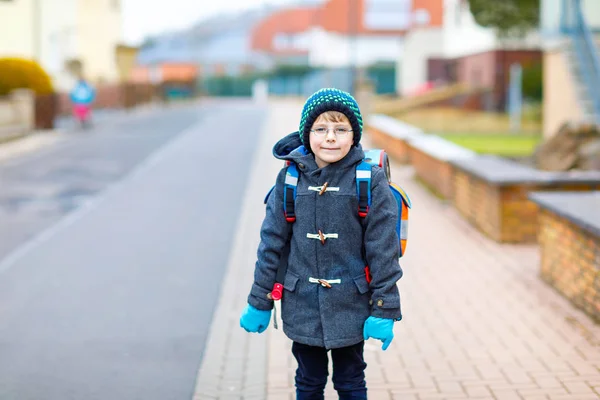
[{"left": 0, "top": 89, "right": 35, "bottom": 142}]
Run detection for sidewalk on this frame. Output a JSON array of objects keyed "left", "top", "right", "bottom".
[
  {"left": 0, "top": 129, "right": 67, "bottom": 163},
  {"left": 193, "top": 100, "right": 600, "bottom": 400}
]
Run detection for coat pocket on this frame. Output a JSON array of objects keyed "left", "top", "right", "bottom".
[
  {"left": 281, "top": 271, "right": 301, "bottom": 327},
  {"left": 284, "top": 271, "right": 299, "bottom": 292},
  {"left": 352, "top": 274, "right": 370, "bottom": 295}
]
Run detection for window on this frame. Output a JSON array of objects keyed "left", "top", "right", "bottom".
[
  {"left": 413, "top": 9, "right": 431, "bottom": 26},
  {"left": 273, "top": 33, "right": 291, "bottom": 50}
]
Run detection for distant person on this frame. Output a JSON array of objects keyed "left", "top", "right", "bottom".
[
  {"left": 240, "top": 88, "right": 404, "bottom": 399},
  {"left": 69, "top": 78, "right": 96, "bottom": 128}
]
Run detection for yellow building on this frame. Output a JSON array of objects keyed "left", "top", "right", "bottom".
[
  {"left": 115, "top": 44, "right": 140, "bottom": 83},
  {"left": 0, "top": 0, "right": 37, "bottom": 59},
  {"left": 0, "top": 0, "right": 123, "bottom": 91}
]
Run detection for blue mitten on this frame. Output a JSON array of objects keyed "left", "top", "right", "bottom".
[
  {"left": 240, "top": 304, "right": 271, "bottom": 333},
  {"left": 363, "top": 316, "right": 394, "bottom": 350}
]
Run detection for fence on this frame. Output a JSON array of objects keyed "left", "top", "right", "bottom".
[
  {"left": 197, "top": 65, "right": 397, "bottom": 97},
  {"left": 0, "top": 90, "right": 35, "bottom": 142}
]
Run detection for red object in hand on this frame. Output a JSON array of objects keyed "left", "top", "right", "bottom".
[
  {"left": 271, "top": 283, "right": 284, "bottom": 301},
  {"left": 364, "top": 266, "right": 372, "bottom": 284}
]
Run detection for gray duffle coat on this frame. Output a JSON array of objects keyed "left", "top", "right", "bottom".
[{"left": 247, "top": 132, "right": 403, "bottom": 349}]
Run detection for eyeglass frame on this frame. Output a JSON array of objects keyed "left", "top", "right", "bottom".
[{"left": 309, "top": 126, "right": 353, "bottom": 137}]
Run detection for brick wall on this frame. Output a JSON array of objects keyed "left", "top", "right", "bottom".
[
  {"left": 368, "top": 114, "right": 600, "bottom": 245},
  {"left": 453, "top": 170, "right": 500, "bottom": 239},
  {"left": 409, "top": 145, "right": 454, "bottom": 198},
  {"left": 367, "top": 127, "right": 411, "bottom": 164},
  {"left": 453, "top": 174, "right": 600, "bottom": 243},
  {"left": 538, "top": 209, "right": 600, "bottom": 321},
  {"left": 498, "top": 185, "right": 539, "bottom": 243}
]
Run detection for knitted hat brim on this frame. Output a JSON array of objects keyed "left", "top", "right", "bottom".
[{"left": 301, "top": 102, "right": 362, "bottom": 153}]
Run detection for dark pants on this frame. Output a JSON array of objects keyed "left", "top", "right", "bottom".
[{"left": 292, "top": 341, "right": 367, "bottom": 400}]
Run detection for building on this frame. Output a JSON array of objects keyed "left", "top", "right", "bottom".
[
  {"left": 397, "top": 0, "right": 545, "bottom": 114},
  {"left": 539, "top": 0, "right": 600, "bottom": 138},
  {"left": 115, "top": 44, "right": 140, "bottom": 83},
  {"left": 0, "top": 0, "right": 39, "bottom": 60},
  {"left": 0, "top": 0, "right": 123, "bottom": 91},
  {"left": 251, "top": 0, "right": 408, "bottom": 69},
  {"left": 250, "top": 0, "right": 409, "bottom": 94},
  {"left": 134, "top": 6, "right": 278, "bottom": 82}
]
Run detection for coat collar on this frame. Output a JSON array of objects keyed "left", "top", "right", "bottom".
[{"left": 273, "top": 131, "right": 365, "bottom": 176}]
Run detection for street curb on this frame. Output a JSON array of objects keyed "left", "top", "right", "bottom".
[
  {"left": 191, "top": 99, "right": 302, "bottom": 399},
  {"left": 0, "top": 130, "right": 66, "bottom": 163}
]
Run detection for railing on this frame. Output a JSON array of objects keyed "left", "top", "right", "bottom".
[{"left": 562, "top": 0, "right": 600, "bottom": 123}]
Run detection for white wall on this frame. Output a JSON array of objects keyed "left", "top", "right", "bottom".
[
  {"left": 354, "top": 36, "right": 403, "bottom": 67},
  {"left": 441, "top": 0, "right": 496, "bottom": 58},
  {"left": 540, "top": 0, "right": 562, "bottom": 37},
  {"left": 0, "top": 0, "right": 122, "bottom": 91},
  {"left": 398, "top": 28, "right": 444, "bottom": 95},
  {"left": 541, "top": 0, "right": 600, "bottom": 36},
  {"left": 0, "top": 0, "right": 36, "bottom": 59},
  {"left": 398, "top": 0, "right": 498, "bottom": 95},
  {"left": 308, "top": 29, "right": 348, "bottom": 68},
  {"left": 77, "top": 0, "right": 123, "bottom": 83},
  {"left": 308, "top": 28, "right": 403, "bottom": 68},
  {"left": 40, "top": 0, "right": 78, "bottom": 90},
  {"left": 582, "top": 0, "right": 600, "bottom": 28}
]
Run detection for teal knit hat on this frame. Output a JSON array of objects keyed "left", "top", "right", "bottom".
[{"left": 299, "top": 88, "right": 363, "bottom": 153}]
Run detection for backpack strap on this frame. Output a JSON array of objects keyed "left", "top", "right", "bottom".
[
  {"left": 356, "top": 160, "right": 372, "bottom": 218},
  {"left": 283, "top": 162, "right": 299, "bottom": 222}
]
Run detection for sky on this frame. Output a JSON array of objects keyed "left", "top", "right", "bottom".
[{"left": 122, "top": 0, "right": 297, "bottom": 45}]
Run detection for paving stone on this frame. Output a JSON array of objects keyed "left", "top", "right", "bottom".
[{"left": 192, "top": 102, "right": 600, "bottom": 399}]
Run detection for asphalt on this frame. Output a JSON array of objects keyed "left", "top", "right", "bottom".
[{"left": 0, "top": 100, "right": 267, "bottom": 399}]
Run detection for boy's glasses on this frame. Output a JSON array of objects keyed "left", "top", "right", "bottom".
[{"left": 310, "top": 127, "right": 353, "bottom": 137}]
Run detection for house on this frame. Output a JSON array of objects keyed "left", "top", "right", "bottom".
[
  {"left": 539, "top": 0, "right": 600, "bottom": 138},
  {"left": 399, "top": 0, "right": 544, "bottom": 113},
  {"left": 0, "top": 0, "right": 123, "bottom": 91},
  {"left": 250, "top": 0, "right": 409, "bottom": 94},
  {"left": 134, "top": 6, "right": 278, "bottom": 83},
  {"left": 0, "top": 0, "right": 38, "bottom": 60}
]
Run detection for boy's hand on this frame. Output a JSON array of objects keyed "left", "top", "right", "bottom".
[
  {"left": 240, "top": 304, "right": 271, "bottom": 333},
  {"left": 363, "top": 316, "right": 394, "bottom": 350}
]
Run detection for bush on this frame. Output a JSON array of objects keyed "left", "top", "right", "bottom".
[
  {"left": 522, "top": 62, "right": 542, "bottom": 102},
  {"left": 0, "top": 57, "right": 54, "bottom": 96}
]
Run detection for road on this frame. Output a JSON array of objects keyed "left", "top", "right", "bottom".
[{"left": 0, "top": 100, "right": 266, "bottom": 399}]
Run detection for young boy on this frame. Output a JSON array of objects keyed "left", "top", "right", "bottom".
[{"left": 240, "top": 88, "right": 403, "bottom": 399}]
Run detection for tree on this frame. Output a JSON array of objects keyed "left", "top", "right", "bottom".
[
  {"left": 140, "top": 36, "right": 157, "bottom": 49},
  {"left": 468, "top": 0, "right": 539, "bottom": 37}
]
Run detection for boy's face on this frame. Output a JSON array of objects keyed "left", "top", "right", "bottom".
[{"left": 309, "top": 113, "right": 354, "bottom": 169}]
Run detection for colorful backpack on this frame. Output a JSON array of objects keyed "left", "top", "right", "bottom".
[{"left": 265, "top": 149, "right": 411, "bottom": 301}]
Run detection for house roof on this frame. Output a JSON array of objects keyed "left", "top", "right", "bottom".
[
  {"left": 251, "top": 7, "right": 320, "bottom": 52},
  {"left": 251, "top": 0, "right": 444, "bottom": 54},
  {"left": 319, "top": 0, "right": 443, "bottom": 33}
]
